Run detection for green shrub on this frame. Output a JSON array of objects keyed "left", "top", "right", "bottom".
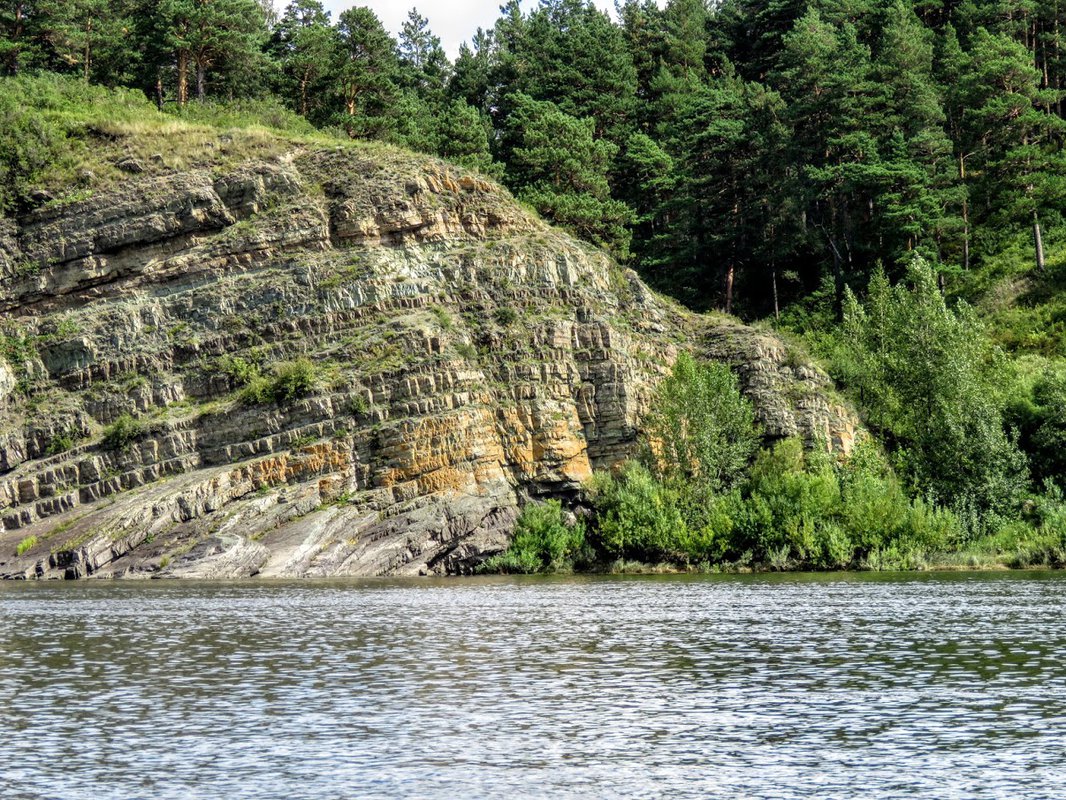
[
  {"left": 348, "top": 394, "right": 371, "bottom": 416},
  {"left": 240, "top": 358, "right": 319, "bottom": 405},
  {"left": 838, "top": 262, "right": 1027, "bottom": 514},
  {"left": 582, "top": 434, "right": 975, "bottom": 571},
  {"left": 494, "top": 307, "right": 518, "bottom": 326},
  {"left": 46, "top": 432, "right": 76, "bottom": 455},
  {"left": 454, "top": 342, "right": 477, "bottom": 360},
  {"left": 0, "top": 96, "right": 64, "bottom": 212},
  {"left": 481, "top": 499, "right": 587, "bottom": 573},
  {"left": 814, "top": 522, "right": 854, "bottom": 569},
  {"left": 102, "top": 414, "right": 144, "bottom": 451},
  {"left": 16, "top": 535, "right": 38, "bottom": 556},
  {"left": 0, "top": 330, "right": 37, "bottom": 366},
  {"left": 239, "top": 375, "right": 274, "bottom": 405},
  {"left": 273, "top": 359, "right": 318, "bottom": 400},
  {"left": 644, "top": 352, "right": 759, "bottom": 495},
  {"left": 735, "top": 439, "right": 841, "bottom": 563},
  {"left": 587, "top": 461, "right": 689, "bottom": 562},
  {"left": 430, "top": 306, "right": 454, "bottom": 330},
  {"left": 216, "top": 355, "right": 260, "bottom": 387}
]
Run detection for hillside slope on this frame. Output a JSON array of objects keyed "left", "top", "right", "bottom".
[{"left": 0, "top": 118, "right": 858, "bottom": 579}]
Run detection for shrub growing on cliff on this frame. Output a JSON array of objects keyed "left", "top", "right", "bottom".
[
  {"left": 216, "top": 355, "right": 261, "bottom": 388},
  {"left": 102, "top": 414, "right": 145, "bottom": 451},
  {"left": 240, "top": 358, "right": 319, "bottom": 405},
  {"left": 16, "top": 535, "right": 38, "bottom": 556},
  {"left": 481, "top": 500, "right": 588, "bottom": 574}
]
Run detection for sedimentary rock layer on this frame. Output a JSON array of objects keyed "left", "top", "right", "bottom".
[{"left": 0, "top": 142, "right": 857, "bottom": 579}]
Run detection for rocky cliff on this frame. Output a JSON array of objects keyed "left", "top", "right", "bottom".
[{"left": 0, "top": 135, "right": 858, "bottom": 579}]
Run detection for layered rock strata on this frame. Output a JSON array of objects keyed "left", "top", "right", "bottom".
[{"left": 0, "top": 142, "right": 858, "bottom": 579}]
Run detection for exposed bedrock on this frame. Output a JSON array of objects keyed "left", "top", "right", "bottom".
[{"left": 0, "top": 144, "right": 859, "bottom": 579}]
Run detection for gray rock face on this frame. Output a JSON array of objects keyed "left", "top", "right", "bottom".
[{"left": 0, "top": 141, "right": 859, "bottom": 580}]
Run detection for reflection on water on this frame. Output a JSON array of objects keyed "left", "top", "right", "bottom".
[{"left": 2, "top": 572, "right": 1065, "bottom": 799}]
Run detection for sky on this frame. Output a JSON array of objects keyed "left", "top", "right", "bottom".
[{"left": 318, "top": 1, "right": 621, "bottom": 58}]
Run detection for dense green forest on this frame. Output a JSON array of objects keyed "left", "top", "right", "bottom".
[
  {"left": 4, "top": 0, "right": 1066, "bottom": 570},
  {"left": 2, "top": 0, "right": 1064, "bottom": 310}
]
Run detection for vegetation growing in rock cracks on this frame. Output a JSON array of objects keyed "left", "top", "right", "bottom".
[
  {"left": 102, "top": 414, "right": 146, "bottom": 451},
  {"left": 240, "top": 359, "right": 320, "bottom": 405}
]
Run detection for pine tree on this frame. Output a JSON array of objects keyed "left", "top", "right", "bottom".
[
  {"left": 504, "top": 92, "right": 634, "bottom": 258},
  {"left": 618, "top": 0, "right": 666, "bottom": 108},
  {"left": 662, "top": 0, "right": 708, "bottom": 79},
  {"left": 507, "top": 0, "right": 638, "bottom": 144},
  {"left": 398, "top": 8, "right": 448, "bottom": 94},
  {"left": 0, "top": 0, "right": 42, "bottom": 75},
  {"left": 272, "top": 0, "right": 339, "bottom": 119},
  {"left": 335, "top": 6, "right": 398, "bottom": 138},
  {"left": 872, "top": 1, "right": 960, "bottom": 259},
  {"left": 962, "top": 28, "right": 1066, "bottom": 271},
  {"left": 38, "top": 0, "right": 117, "bottom": 81},
  {"left": 449, "top": 28, "right": 494, "bottom": 112},
  {"left": 437, "top": 99, "right": 497, "bottom": 175},
  {"left": 777, "top": 9, "right": 887, "bottom": 302},
  {"left": 188, "top": 0, "right": 267, "bottom": 102},
  {"left": 937, "top": 23, "right": 974, "bottom": 268},
  {"left": 157, "top": 0, "right": 266, "bottom": 106}
]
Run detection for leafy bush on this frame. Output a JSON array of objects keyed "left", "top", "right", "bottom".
[
  {"left": 216, "top": 355, "right": 260, "bottom": 387},
  {"left": 16, "top": 535, "right": 38, "bottom": 556},
  {"left": 481, "top": 500, "right": 588, "bottom": 573},
  {"left": 348, "top": 394, "right": 370, "bottom": 416},
  {"left": 102, "top": 414, "right": 144, "bottom": 451},
  {"left": 0, "top": 97, "right": 64, "bottom": 212},
  {"left": 494, "top": 307, "right": 518, "bottom": 326},
  {"left": 1007, "top": 363, "right": 1066, "bottom": 488},
  {"left": 731, "top": 439, "right": 841, "bottom": 564},
  {"left": 838, "top": 261, "right": 1027, "bottom": 513},
  {"left": 240, "top": 358, "right": 319, "bottom": 405},
  {"left": 644, "top": 353, "right": 759, "bottom": 495},
  {"left": 582, "top": 436, "right": 972, "bottom": 571},
  {"left": 588, "top": 461, "right": 690, "bottom": 562},
  {"left": 430, "top": 306, "right": 453, "bottom": 330},
  {"left": 273, "top": 359, "right": 318, "bottom": 400},
  {"left": 46, "top": 432, "right": 77, "bottom": 455}
]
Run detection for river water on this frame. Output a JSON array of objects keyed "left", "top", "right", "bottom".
[{"left": 2, "top": 572, "right": 1065, "bottom": 799}]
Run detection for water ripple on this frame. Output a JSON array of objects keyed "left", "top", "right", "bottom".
[{"left": 2, "top": 572, "right": 1065, "bottom": 799}]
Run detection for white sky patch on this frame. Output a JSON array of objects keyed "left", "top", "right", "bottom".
[{"left": 315, "top": 0, "right": 624, "bottom": 58}]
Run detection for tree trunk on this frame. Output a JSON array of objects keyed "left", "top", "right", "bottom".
[
  {"left": 1034, "top": 209, "right": 1046, "bottom": 272},
  {"left": 959, "top": 155, "right": 970, "bottom": 270},
  {"left": 83, "top": 19, "right": 92, "bottom": 82},
  {"left": 155, "top": 73, "right": 164, "bottom": 110},
  {"left": 177, "top": 51, "right": 189, "bottom": 108},
  {"left": 196, "top": 62, "right": 206, "bottom": 101},
  {"left": 10, "top": 1, "right": 24, "bottom": 74},
  {"left": 300, "top": 70, "right": 310, "bottom": 116},
  {"left": 724, "top": 263, "right": 735, "bottom": 315},
  {"left": 772, "top": 267, "right": 780, "bottom": 321}
]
